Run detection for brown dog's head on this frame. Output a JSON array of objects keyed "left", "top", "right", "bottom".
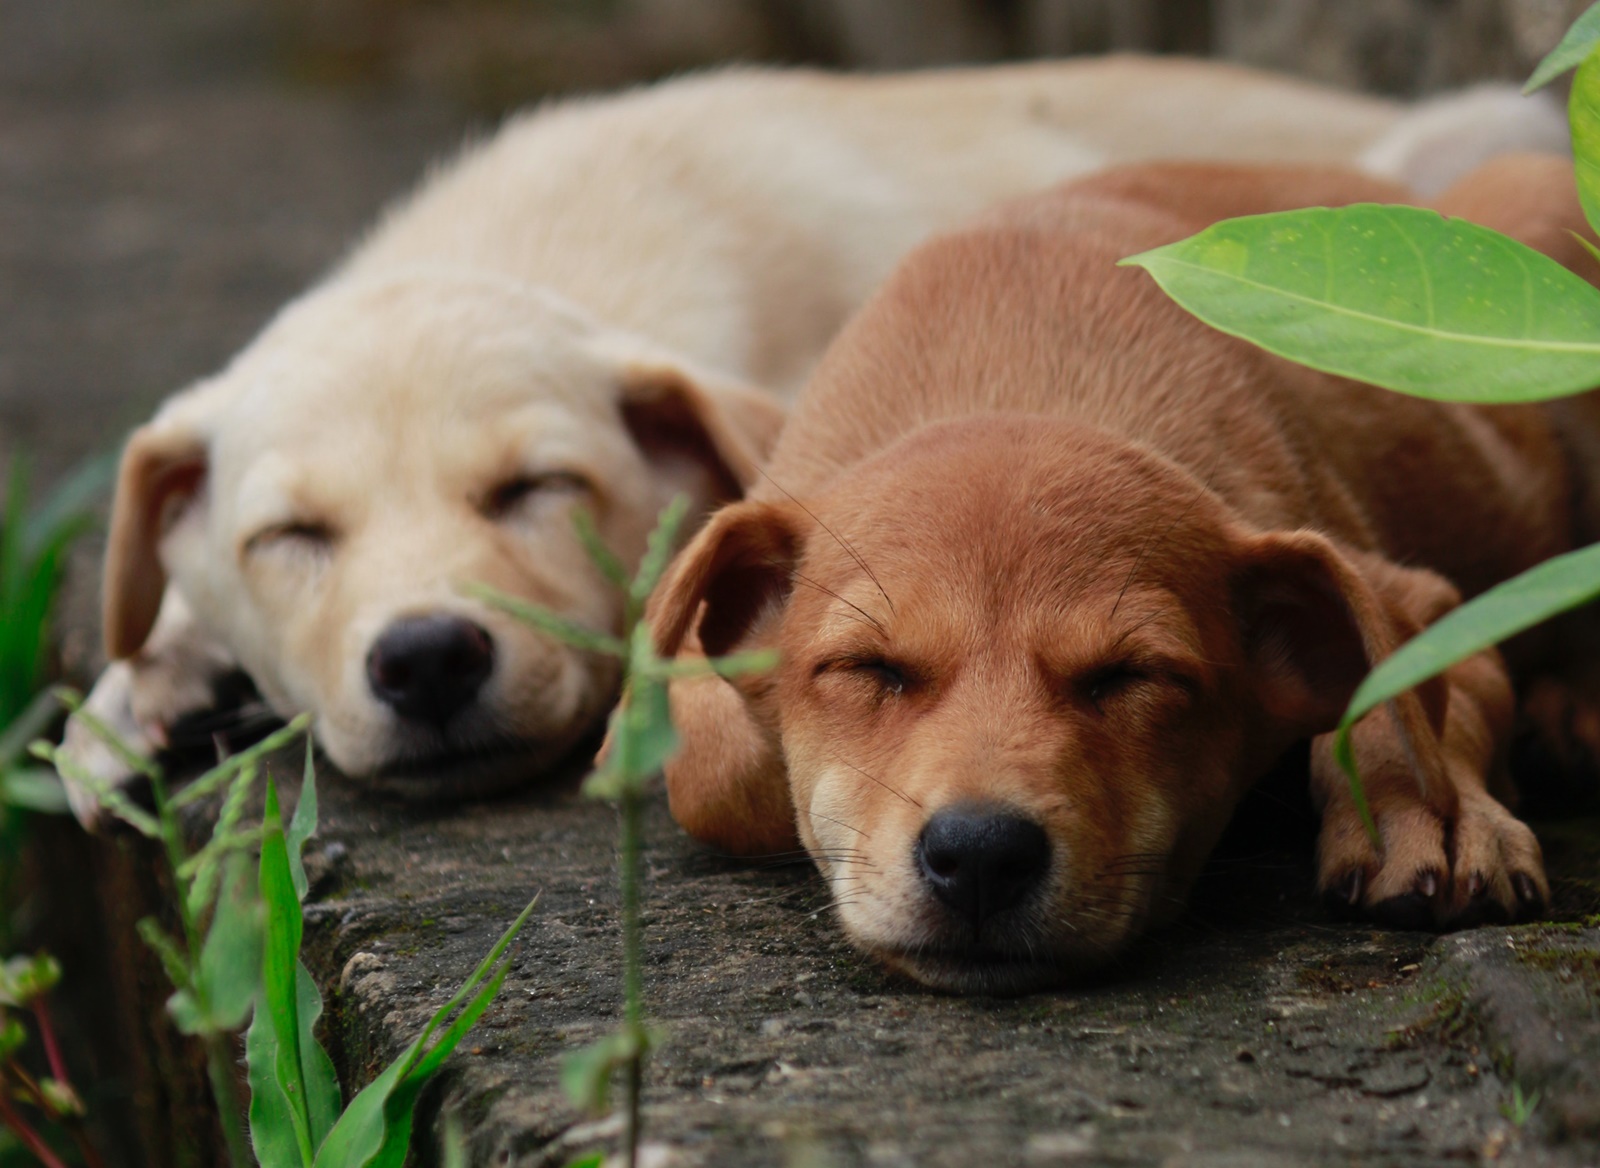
[
  {"left": 652, "top": 416, "right": 1439, "bottom": 993},
  {"left": 103, "top": 270, "right": 784, "bottom": 792}
]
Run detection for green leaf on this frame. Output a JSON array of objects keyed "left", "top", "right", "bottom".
[
  {"left": 287, "top": 744, "right": 319, "bottom": 903},
  {"left": 1528, "top": 2, "right": 1600, "bottom": 91},
  {"left": 560, "top": 1032, "right": 634, "bottom": 1113},
  {"left": 248, "top": 962, "right": 342, "bottom": 1167},
  {"left": 259, "top": 779, "right": 316, "bottom": 1166},
  {"left": 1123, "top": 205, "right": 1600, "bottom": 402},
  {"left": 573, "top": 507, "right": 630, "bottom": 591},
  {"left": 311, "top": 895, "right": 537, "bottom": 1168},
  {"left": 34, "top": 740, "right": 160, "bottom": 837},
  {"left": 630, "top": 495, "right": 691, "bottom": 607},
  {"left": 1336, "top": 541, "right": 1600, "bottom": 790},
  {"left": 46, "top": 687, "right": 161, "bottom": 782},
  {"left": 136, "top": 918, "right": 194, "bottom": 993},
  {"left": 0, "top": 690, "right": 61, "bottom": 771},
  {"left": 463, "top": 583, "right": 626, "bottom": 657},
  {"left": 586, "top": 673, "right": 676, "bottom": 801},
  {"left": 0, "top": 766, "right": 70, "bottom": 814},
  {"left": 182, "top": 855, "right": 263, "bottom": 1035},
  {"left": 171, "top": 714, "right": 313, "bottom": 810},
  {"left": 0, "top": 1015, "right": 25, "bottom": 1061},
  {"left": 643, "top": 648, "right": 780, "bottom": 682},
  {"left": 0, "top": 953, "right": 60, "bottom": 1007},
  {"left": 1573, "top": 46, "right": 1600, "bottom": 239}
]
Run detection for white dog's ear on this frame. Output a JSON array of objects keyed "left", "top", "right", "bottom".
[
  {"left": 614, "top": 355, "right": 788, "bottom": 504},
  {"left": 103, "top": 394, "right": 219, "bottom": 659}
]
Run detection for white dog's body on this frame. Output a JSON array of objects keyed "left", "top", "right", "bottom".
[{"left": 63, "top": 58, "right": 1565, "bottom": 818}]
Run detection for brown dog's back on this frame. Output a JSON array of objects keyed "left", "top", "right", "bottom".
[{"left": 761, "top": 158, "right": 1589, "bottom": 602}]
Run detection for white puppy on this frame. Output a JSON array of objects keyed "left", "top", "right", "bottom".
[{"left": 63, "top": 58, "right": 1565, "bottom": 820}]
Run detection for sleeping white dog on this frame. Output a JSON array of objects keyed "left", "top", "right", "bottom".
[{"left": 61, "top": 58, "right": 1565, "bottom": 820}]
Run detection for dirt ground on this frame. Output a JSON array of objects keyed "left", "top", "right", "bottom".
[{"left": 5, "top": 1, "right": 1600, "bottom": 1165}]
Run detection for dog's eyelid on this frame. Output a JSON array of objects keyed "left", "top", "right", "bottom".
[
  {"left": 242, "top": 519, "right": 337, "bottom": 556},
  {"left": 481, "top": 470, "right": 591, "bottom": 517},
  {"left": 815, "top": 654, "right": 914, "bottom": 694}
]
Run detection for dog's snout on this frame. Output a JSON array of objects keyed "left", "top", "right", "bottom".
[
  {"left": 366, "top": 615, "right": 495, "bottom": 725},
  {"left": 916, "top": 803, "right": 1051, "bottom": 929}
]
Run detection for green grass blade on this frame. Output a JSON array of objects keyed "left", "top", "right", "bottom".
[
  {"left": 21, "top": 451, "right": 114, "bottom": 555},
  {"left": 0, "top": 766, "right": 70, "bottom": 814},
  {"left": 49, "top": 687, "right": 162, "bottom": 781},
  {"left": 0, "top": 690, "right": 63, "bottom": 770},
  {"left": 287, "top": 743, "right": 318, "bottom": 902},
  {"left": 1124, "top": 205, "right": 1600, "bottom": 402},
  {"left": 259, "top": 779, "right": 316, "bottom": 1165},
  {"left": 1336, "top": 541, "right": 1600, "bottom": 794},
  {"left": 463, "top": 584, "right": 625, "bottom": 657}
]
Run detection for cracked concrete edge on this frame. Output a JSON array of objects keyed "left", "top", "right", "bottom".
[{"left": 1427, "top": 925, "right": 1600, "bottom": 1142}]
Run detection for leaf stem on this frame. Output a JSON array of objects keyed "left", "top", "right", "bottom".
[
  {"left": 619, "top": 784, "right": 645, "bottom": 1168},
  {"left": 204, "top": 1033, "right": 251, "bottom": 1168},
  {"left": 0, "top": 1078, "right": 69, "bottom": 1168}
]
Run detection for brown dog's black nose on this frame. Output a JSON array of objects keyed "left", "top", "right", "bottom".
[
  {"left": 916, "top": 803, "right": 1051, "bottom": 930},
  {"left": 366, "top": 615, "right": 495, "bottom": 725}
]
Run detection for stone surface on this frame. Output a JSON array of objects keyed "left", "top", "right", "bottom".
[{"left": 6, "top": 1, "right": 1600, "bottom": 1166}]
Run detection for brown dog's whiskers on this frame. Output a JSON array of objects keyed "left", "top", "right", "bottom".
[
  {"left": 756, "top": 466, "right": 895, "bottom": 616},
  {"left": 770, "top": 560, "right": 889, "bottom": 637},
  {"left": 835, "top": 755, "right": 922, "bottom": 809},
  {"left": 809, "top": 810, "right": 870, "bottom": 838}
]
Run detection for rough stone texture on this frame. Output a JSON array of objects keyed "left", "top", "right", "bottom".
[{"left": 6, "top": 1, "right": 1600, "bottom": 1166}]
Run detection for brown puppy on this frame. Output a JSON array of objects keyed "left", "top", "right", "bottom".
[{"left": 648, "top": 156, "right": 1594, "bottom": 994}]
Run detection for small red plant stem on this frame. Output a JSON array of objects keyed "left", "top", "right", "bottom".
[
  {"left": 0, "top": 1079, "right": 70, "bottom": 1168},
  {"left": 29, "top": 1001, "right": 67, "bottom": 1087}
]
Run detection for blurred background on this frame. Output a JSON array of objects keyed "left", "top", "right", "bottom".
[{"left": 1, "top": 0, "right": 1588, "bottom": 492}]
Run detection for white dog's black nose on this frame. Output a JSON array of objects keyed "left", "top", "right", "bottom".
[
  {"left": 916, "top": 803, "right": 1051, "bottom": 930},
  {"left": 366, "top": 615, "right": 495, "bottom": 725}
]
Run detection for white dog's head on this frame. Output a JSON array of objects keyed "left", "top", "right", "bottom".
[{"left": 104, "top": 270, "right": 784, "bottom": 793}]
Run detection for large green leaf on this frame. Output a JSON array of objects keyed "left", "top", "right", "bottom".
[
  {"left": 1335, "top": 542, "right": 1600, "bottom": 785},
  {"left": 248, "top": 962, "right": 342, "bottom": 1168},
  {"left": 1573, "top": 46, "right": 1600, "bottom": 239},
  {"left": 1528, "top": 2, "right": 1600, "bottom": 92},
  {"left": 1123, "top": 205, "right": 1600, "bottom": 403}
]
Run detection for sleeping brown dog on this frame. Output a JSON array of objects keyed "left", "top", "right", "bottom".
[{"left": 645, "top": 155, "right": 1600, "bottom": 994}]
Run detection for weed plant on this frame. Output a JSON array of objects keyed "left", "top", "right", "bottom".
[
  {"left": 36, "top": 702, "right": 535, "bottom": 1167},
  {"left": 471, "top": 499, "right": 774, "bottom": 1168}
]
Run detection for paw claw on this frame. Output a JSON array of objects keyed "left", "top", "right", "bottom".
[
  {"left": 1512, "top": 872, "right": 1546, "bottom": 920},
  {"left": 1369, "top": 892, "right": 1434, "bottom": 931}
]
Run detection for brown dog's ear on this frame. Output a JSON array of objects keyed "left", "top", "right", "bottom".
[
  {"left": 616, "top": 358, "right": 787, "bottom": 507},
  {"left": 1232, "top": 530, "right": 1455, "bottom": 762},
  {"left": 650, "top": 499, "right": 804, "bottom": 855},
  {"left": 103, "top": 413, "right": 212, "bottom": 660}
]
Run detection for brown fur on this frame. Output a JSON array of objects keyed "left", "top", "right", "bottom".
[{"left": 648, "top": 155, "right": 1591, "bottom": 993}]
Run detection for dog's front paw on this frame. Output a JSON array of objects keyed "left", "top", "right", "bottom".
[
  {"left": 58, "top": 660, "right": 161, "bottom": 830},
  {"left": 1314, "top": 776, "right": 1546, "bottom": 929}
]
